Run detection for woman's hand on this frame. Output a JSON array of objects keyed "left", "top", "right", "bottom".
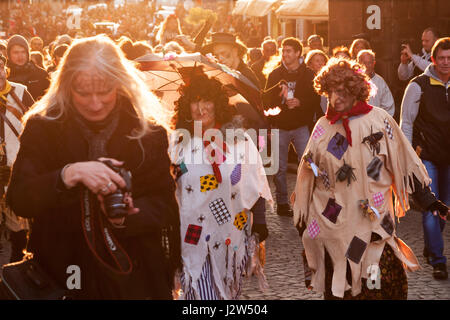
[
  {"left": 62, "top": 158, "right": 126, "bottom": 194},
  {"left": 63, "top": 158, "right": 139, "bottom": 227}
]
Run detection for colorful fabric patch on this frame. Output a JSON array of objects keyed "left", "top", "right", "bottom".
[
  {"left": 312, "top": 125, "right": 325, "bottom": 139},
  {"left": 320, "top": 169, "right": 331, "bottom": 190},
  {"left": 373, "top": 192, "right": 384, "bottom": 207},
  {"left": 381, "top": 214, "right": 394, "bottom": 236},
  {"left": 327, "top": 132, "right": 349, "bottom": 160},
  {"left": 173, "top": 162, "right": 188, "bottom": 180},
  {"left": 345, "top": 236, "right": 367, "bottom": 264},
  {"left": 384, "top": 119, "right": 394, "bottom": 140},
  {"left": 230, "top": 164, "right": 242, "bottom": 186},
  {"left": 200, "top": 174, "right": 219, "bottom": 192},
  {"left": 322, "top": 198, "right": 342, "bottom": 224},
  {"left": 307, "top": 219, "right": 320, "bottom": 239},
  {"left": 184, "top": 224, "right": 202, "bottom": 245},
  {"left": 370, "top": 232, "right": 382, "bottom": 242},
  {"left": 233, "top": 210, "right": 248, "bottom": 231},
  {"left": 209, "top": 198, "right": 231, "bottom": 225},
  {"left": 367, "top": 157, "right": 383, "bottom": 181}
]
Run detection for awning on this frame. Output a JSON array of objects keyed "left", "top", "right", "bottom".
[
  {"left": 232, "top": 0, "right": 251, "bottom": 16},
  {"left": 232, "top": 0, "right": 279, "bottom": 17},
  {"left": 245, "top": 0, "right": 279, "bottom": 17},
  {"left": 276, "top": 0, "right": 329, "bottom": 21}
]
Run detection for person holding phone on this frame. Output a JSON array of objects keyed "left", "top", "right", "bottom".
[{"left": 262, "top": 37, "right": 322, "bottom": 217}]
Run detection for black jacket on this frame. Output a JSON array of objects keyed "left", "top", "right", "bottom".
[
  {"left": 263, "top": 62, "right": 322, "bottom": 131},
  {"left": 6, "top": 100, "right": 181, "bottom": 299},
  {"left": 411, "top": 74, "right": 450, "bottom": 165},
  {"left": 7, "top": 61, "right": 50, "bottom": 101}
]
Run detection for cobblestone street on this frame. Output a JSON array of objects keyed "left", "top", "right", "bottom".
[{"left": 241, "top": 173, "right": 450, "bottom": 300}]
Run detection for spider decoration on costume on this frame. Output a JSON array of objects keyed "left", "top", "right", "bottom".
[
  {"left": 185, "top": 185, "right": 194, "bottom": 193},
  {"left": 335, "top": 160, "right": 356, "bottom": 186},
  {"left": 231, "top": 192, "right": 237, "bottom": 200},
  {"left": 362, "top": 126, "right": 384, "bottom": 155}
]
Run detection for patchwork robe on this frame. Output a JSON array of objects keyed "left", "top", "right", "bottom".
[
  {"left": 170, "top": 129, "right": 273, "bottom": 300},
  {"left": 292, "top": 106, "right": 431, "bottom": 298}
]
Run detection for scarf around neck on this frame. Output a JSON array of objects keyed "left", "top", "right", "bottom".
[
  {"left": 72, "top": 105, "right": 120, "bottom": 160},
  {"left": 325, "top": 100, "right": 373, "bottom": 146},
  {"left": 0, "top": 81, "right": 12, "bottom": 105}
]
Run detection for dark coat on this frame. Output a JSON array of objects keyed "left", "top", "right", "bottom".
[
  {"left": 263, "top": 62, "right": 322, "bottom": 131},
  {"left": 6, "top": 100, "right": 181, "bottom": 299},
  {"left": 7, "top": 61, "right": 50, "bottom": 101}
]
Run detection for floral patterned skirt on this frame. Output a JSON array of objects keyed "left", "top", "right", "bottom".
[{"left": 324, "top": 243, "right": 408, "bottom": 300}]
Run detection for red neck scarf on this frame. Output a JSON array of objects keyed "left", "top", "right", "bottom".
[
  {"left": 325, "top": 101, "right": 373, "bottom": 146},
  {"left": 200, "top": 122, "right": 227, "bottom": 183}
]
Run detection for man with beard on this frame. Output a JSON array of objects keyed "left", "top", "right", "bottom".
[{"left": 7, "top": 34, "right": 50, "bottom": 101}]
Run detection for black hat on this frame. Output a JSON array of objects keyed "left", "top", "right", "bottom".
[{"left": 201, "top": 32, "right": 247, "bottom": 57}]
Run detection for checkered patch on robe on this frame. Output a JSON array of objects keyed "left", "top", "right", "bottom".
[
  {"left": 384, "top": 119, "right": 394, "bottom": 140},
  {"left": 184, "top": 224, "right": 202, "bottom": 245},
  {"left": 233, "top": 210, "right": 248, "bottom": 231},
  {"left": 307, "top": 219, "right": 320, "bottom": 239},
  {"left": 200, "top": 174, "right": 219, "bottom": 192},
  {"left": 230, "top": 164, "right": 242, "bottom": 186},
  {"left": 373, "top": 192, "right": 384, "bottom": 207},
  {"left": 209, "top": 198, "right": 231, "bottom": 225},
  {"left": 312, "top": 125, "right": 325, "bottom": 140}
]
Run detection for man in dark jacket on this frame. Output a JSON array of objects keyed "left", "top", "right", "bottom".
[
  {"left": 7, "top": 34, "right": 50, "bottom": 101},
  {"left": 263, "top": 37, "right": 322, "bottom": 217},
  {"left": 400, "top": 37, "right": 450, "bottom": 280}
]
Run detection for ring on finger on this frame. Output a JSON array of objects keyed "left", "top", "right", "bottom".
[
  {"left": 106, "top": 181, "right": 114, "bottom": 189},
  {"left": 100, "top": 186, "right": 109, "bottom": 194}
]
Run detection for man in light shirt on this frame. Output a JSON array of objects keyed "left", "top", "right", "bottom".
[
  {"left": 400, "top": 37, "right": 450, "bottom": 280},
  {"left": 398, "top": 27, "right": 439, "bottom": 81},
  {"left": 357, "top": 50, "right": 395, "bottom": 116}
]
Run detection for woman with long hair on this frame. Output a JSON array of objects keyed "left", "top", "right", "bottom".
[
  {"left": 7, "top": 35, "right": 180, "bottom": 299},
  {"left": 156, "top": 14, "right": 182, "bottom": 46}
]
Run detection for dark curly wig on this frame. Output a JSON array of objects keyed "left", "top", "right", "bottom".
[
  {"left": 173, "top": 74, "right": 235, "bottom": 131},
  {"left": 314, "top": 57, "right": 372, "bottom": 102}
]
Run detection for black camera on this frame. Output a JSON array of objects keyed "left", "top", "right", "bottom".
[{"left": 101, "top": 160, "right": 132, "bottom": 219}]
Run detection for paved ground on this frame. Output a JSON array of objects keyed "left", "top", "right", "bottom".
[{"left": 241, "top": 173, "right": 450, "bottom": 300}]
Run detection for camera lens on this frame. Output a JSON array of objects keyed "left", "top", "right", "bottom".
[{"left": 104, "top": 191, "right": 128, "bottom": 218}]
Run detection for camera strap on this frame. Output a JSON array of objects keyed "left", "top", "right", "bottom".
[{"left": 81, "top": 189, "right": 133, "bottom": 275}]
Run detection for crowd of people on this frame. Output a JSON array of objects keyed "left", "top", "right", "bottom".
[{"left": 0, "top": 1, "right": 448, "bottom": 301}]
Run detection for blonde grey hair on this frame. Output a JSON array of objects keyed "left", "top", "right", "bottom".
[
  {"left": 357, "top": 49, "right": 376, "bottom": 61},
  {"left": 24, "top": 35, "right": 172, "bottom": 137}
]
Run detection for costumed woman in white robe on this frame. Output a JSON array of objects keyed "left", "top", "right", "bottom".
[{"left": 170, "top": 75, "right": 272, "bottom": 300}]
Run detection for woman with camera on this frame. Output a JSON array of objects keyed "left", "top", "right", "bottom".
[
  {"left": 5, "top": 35, "right": 181, "bottom": 299},
  {"left": 170, "top": 74, "right": 272, "bottom": 300}
]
